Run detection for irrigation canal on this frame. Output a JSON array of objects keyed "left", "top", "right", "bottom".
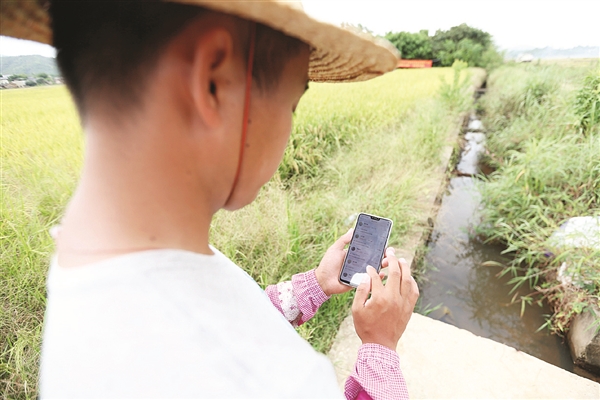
[{"left": 418, "top": 107, "right": 580, "bottom": 376}]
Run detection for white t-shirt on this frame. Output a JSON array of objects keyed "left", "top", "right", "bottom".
[{"left": 40, "top": 248, "right": 343, "bottom": 399}]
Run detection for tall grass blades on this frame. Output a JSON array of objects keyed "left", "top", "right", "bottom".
[
  {"left": 479, "top": 60, "right": 600, "bottom": 334},
  {"left": 1, "top": 86, "right": 83, "bottom": 398},
  {"left": 279, "top": 69, "right": 453, "bottom": 181},
  {"left": 2, "top": 67, "right": 479, "bottom": 398},
  {"left": 574, "top": 72, "right": 600, "bottom": 135},
  {"left": 439, "top": 60, "right": 472, "bottom": 112}
]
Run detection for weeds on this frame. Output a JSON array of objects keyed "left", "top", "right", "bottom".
[
  {"left": 279, "top": 69, "right": 452, "bottom": 182},
  {"left": 478, "top": 60, "right": 600, "bottom": 335},
  {"left": 2, "top": 67, "right": 478, "bottom": 398},
  {"left": 574, "top": 72, "right": 600, "bottom": 135},
  {"left": 439, "top": 60, "right": 472, "bottom": 111},
  {"left": 1, "top": 86, "right": 83, "bottom": 399}
]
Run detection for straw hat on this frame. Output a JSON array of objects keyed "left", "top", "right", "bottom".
[{"left": 0, "top": 0, "right": 399, "bottom": 83}]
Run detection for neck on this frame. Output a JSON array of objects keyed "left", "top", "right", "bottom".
[{"left": 56, "top": 110, "right": 217, "bottom": 268}]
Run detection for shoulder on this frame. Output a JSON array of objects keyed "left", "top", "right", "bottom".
[{"left": 41, "top": 249, "right": 342, "bottom": 398}]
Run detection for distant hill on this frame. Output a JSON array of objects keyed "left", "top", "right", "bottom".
[
  {"left": 505, "top": 46, "right": 599, "bottom": 60},
  {"left": 0, "top": 55, "right": 59, "bottom": 76}
]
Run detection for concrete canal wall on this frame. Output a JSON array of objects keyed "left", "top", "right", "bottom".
[{"left": 327, "top": 74, "right": 600, "bottom": 397}]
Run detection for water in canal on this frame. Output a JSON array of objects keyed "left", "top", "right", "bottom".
[{"left": 419, "top": 113, "right": 575, "bottom": 372}]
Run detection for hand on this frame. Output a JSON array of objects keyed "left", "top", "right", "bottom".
[
  {"left": 352, "top": 248, "right": 419, "bottom": 350},
  {"left": 315, "top": 229, "right": 387, "bottom": 296},
  {"left": 315, "top": 229, "right": 354, "bottom": 296}
]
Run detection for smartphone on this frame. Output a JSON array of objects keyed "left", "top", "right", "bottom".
[{"left": 339, "top": 213, "right": 393, "bottom": 288}]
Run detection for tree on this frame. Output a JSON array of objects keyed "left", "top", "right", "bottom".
[
  {"left": 432, "top": 23, "right": 491, "bottom": 54},
  {"left": 385, "top": 31, "right": 433, "bottom": 59},
  {"left": 480, "top": 46, "right": 504, "bottom": 70},
  {"left": 384, "top": 23, "right": 503, "bottom": 69},
  {"left": 36, "top": 72, "right": 49, "bottom": 79},
  {"left": 432, "top": 24, "right": 502, "bottom": 68},
  {"left": 454, "top": 38, "right": 485, "bottom": 67}
]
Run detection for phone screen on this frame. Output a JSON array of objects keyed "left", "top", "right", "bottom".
[{"left": 339, "top": 213, "right": 393, "bottom": 287}]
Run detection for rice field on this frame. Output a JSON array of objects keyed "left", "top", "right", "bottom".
[{"left": 1, "top": 67, "right": 474, "bottom": 398}]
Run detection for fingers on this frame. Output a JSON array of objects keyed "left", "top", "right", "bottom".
[
  {"left": 384, "top": 248, "right": 401, "bottom": 291},
  {"left": 333, "top": 228, "right": 354, "bottom": 250},
  {"left": 366, "top": 265, "right": 384, "bottom": 293},
  {"left": 399, "top": 257, "right": 418, "bottom": 299},
  {"left": 380, "top": 247, "right": 394, "bottom": 268},
  {"left": 352, "top": 273, "right": 371, "bottom": 308}
]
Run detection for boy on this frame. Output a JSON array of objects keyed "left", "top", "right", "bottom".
[{"left": 2, "top": 1, "right": 419, "bottom": 398}]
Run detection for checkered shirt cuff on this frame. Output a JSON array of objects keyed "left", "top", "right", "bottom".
[
  {"left": 345, "top": 343, "right": 409, "bottom": 400},
  {"left": 265, "top": 269, "right": 330, "bottom": 327}
]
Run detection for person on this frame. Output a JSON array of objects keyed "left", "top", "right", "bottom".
[{"left": 2, "top": 0, "right": 419, "bottom": 398}]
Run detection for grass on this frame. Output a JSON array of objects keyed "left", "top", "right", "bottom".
[
  {"left": 1, "top": 86, "right": 83, "bottom": 398},
  {"left": 1, "top": 66, "right": 478, "bottom": 398},
  {"left": 478, "top": 60, "right": 600, "bottom": 334}
]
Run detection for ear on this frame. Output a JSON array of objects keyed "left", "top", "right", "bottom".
[{"left": 189, "top": 28, "right": 238, "bottom": 129}]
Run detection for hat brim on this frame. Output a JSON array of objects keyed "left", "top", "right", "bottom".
[{"left": 0, "top": 0, "right": 399, "bottom": 83}]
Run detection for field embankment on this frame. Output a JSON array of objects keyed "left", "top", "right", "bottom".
[
  {"left": 1, "top": 67, "right": 481, "bottom": 398},
  {"left": 478, "top": 60, "right": 600, "bottom": 340}
]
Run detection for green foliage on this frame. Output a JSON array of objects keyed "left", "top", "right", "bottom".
[
  {"left": 2, "top": 86, "right": 83, "bottom": 399},
  {"left": 480, "top": 46, "right": 505, "bottom": 71},
  {"left": 574, "top": 72, "right": 600, "bottom": 135},
  {"left": 278, "top": 69, "right": 451, "bottom": 182},
  {"left": 25, "top": 80, "right": 37, "bottom": 87},
  {"left": 432, "top": 23, "right": 492, "bottom": 54},
  {"left": 480, "top": 65, "right": 559, "bottom": 133},
  {"left": 478, "top": 60, "right": 600, "bottom": 334},
  {"left": 385, "top": 23, "right": 503, "bottom": 70},
  {"left": 455, "top": 39, "right": 485, "bottom": 67},
  {"left": 1, "top": 69, "right": 483, "bottom": 398},
  {"left": 439, "top": 60, "right": 472, "bottom": 111},
  {"left": 431, "top": 24, "right": 501, "bottom": 68},
  {"left": 8, "top": 74, "right": 28, "bottom": 82},
  {"left": 385, "top": 31, "right": 433, "bottom": 59}
]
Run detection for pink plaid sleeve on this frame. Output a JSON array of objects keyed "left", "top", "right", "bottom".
[
  {"left": 345, "top": 343, "right": 409, "bottom": 400},
  {"left": 265, "top": 269, "right": 330, "bottom": 327}
]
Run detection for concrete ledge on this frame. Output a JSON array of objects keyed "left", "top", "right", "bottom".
[
  {"left": 327, "top": 75, "right": 600, "bottom": 397},
  {"left": 328, "top": 313, "right": 600, "bottom": 399}
]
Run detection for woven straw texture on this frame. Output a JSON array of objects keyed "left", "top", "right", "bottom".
[{"left": 0, "top": 0, "right": 399, "bottom": 82}]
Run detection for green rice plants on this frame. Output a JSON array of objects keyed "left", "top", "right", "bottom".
[
  {"left": 1, "top": 86, "right": 83, "bottom": 399},
  {"left": 2, "top": 66, "right": 480, "bottom": 398},
  {"left": 279, "top": 68, "right": 455, "bottom": 182}
]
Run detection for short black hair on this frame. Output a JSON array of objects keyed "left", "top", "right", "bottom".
[{"left": 50, "top": 0, "right": 306, "bottom": 116}]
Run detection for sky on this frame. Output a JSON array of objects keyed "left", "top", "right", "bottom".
[{"left": 1, "top": 0, "right": 599, "bottom": 57}]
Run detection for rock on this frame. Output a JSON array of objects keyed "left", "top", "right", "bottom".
[
  {"left": 569, "top": 304, "right": 600, "bottom": 374},
  {"left": 549, "top": 216, "right": 600, "bottom": 252}
]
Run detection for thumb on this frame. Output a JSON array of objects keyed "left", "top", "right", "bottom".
[
  {"left": 352, "top": 273, "right": 371, "bottom": 308},
  {"left": 333, "top": 228, "right": 354, "bottom": 250}
]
